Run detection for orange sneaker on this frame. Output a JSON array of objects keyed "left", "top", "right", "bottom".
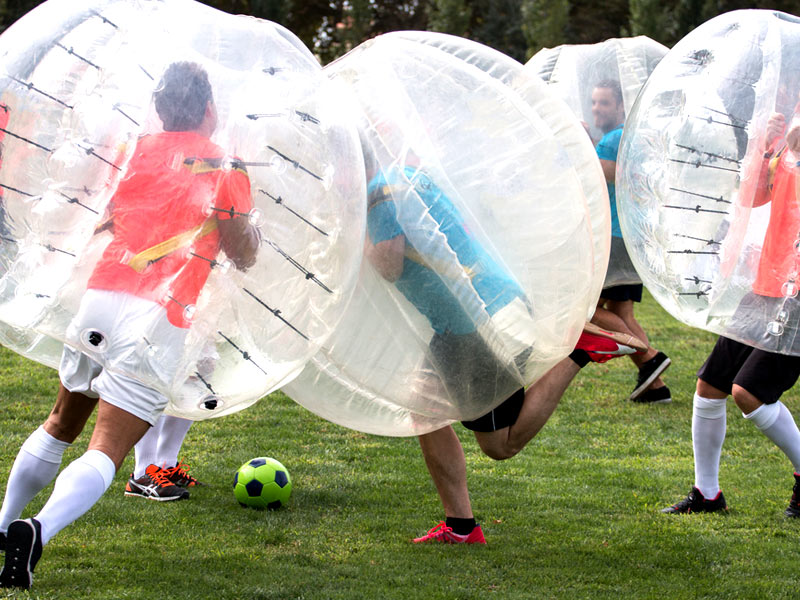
[{"left": 412, "top": 522, "right": 486, "bottom": 544}]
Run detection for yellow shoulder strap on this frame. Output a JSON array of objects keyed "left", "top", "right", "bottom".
[{"left": 127, "top": 219, "right": 218, "bottom": 273}]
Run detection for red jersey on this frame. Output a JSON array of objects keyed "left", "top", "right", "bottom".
[
  {"left": 87, "top": 131, "right": 252, "bottom": 327},
  {"left": 753, "top": 146, "right": 800, "bottom": 297}
]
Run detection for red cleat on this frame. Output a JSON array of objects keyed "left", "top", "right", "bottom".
[
  {"left": 575, "top": 330, "right": 637, "bottom": 363},
  {"left": 412, "top": 522, "right": 486, "bottom": 544}
]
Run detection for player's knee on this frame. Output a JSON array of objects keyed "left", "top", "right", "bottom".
[
  {"left": 696, "top": 378, "right": 725, "bottom": 399},
  {"left": 731, "top": 384, "right": 762, "bottom": 413},
  {"left": 478, "top": 438, "right": 520, "bottom": 461},
  {"left": 43, "top": 416, "right": 82, "bottom": 443}
]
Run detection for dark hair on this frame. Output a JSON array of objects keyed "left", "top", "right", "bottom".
[
  {"left": 154, "top": 62, "right": 213, "bottom": 131},
  {"left": 595, "top": 79, "right": 623, "bottom": 106}
]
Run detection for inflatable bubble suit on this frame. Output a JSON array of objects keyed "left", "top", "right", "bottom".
[
  {"left": 284, "top": 31, "right": 608, "bottom": 436},
  {"left": 527, "top": 36, "right": 667, "bottom": 288},
  {"left": 617, "top": 9, "right": 800, "bottom": 355},
  {"left": 0, "top": 0, "right": 365, "bottom": 419}
]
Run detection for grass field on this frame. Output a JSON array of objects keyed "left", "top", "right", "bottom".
[{"left": 1, "top": 292, "right": 799, "bottom": 599}]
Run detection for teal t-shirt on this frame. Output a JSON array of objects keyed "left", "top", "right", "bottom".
[
  {"left": 367, "top": 166, "right": 522, "bottom": 335},
  {"left": 596, "top": 124, "right": 624, "bottom": 238}
]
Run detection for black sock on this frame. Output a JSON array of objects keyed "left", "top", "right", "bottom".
[
  {"left": 569, "top": 349, "right": 590, "bottom": 368},
  {"left": 445, "top": 516, "right": 477, "bottom": 535}
]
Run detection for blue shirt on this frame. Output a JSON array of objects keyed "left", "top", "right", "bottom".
[
  {"left": 367, "top": 166, "right": 522, "bottom": 335},
  {"left": 596, "top": 124, "right": 623, "bottom": 238}
]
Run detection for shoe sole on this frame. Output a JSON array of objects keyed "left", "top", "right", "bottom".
[
  {"left": 124, "top": 489, "right": 189, "bottom": 501},
  {"left": 0, "top": 519, "right": 37, "bottom": 589},
  {"left": 633, "top": 397, "right": 672, "bottom": 405},
  {"left": 629, "top": 357, "right": 672, "bottom": 400},
  {"left": 583, "top": 322, "right": 648, "bottom": 353}
]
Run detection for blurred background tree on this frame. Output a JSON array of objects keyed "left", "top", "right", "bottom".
[{"left": 0, "top": 1, "right": 797, "bottom": 62}]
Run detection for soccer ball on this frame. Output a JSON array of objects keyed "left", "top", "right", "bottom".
[{"left": 233, "top": 457, "right": 292, "bottom": 509}]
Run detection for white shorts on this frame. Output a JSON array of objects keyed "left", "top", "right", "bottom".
[{"left": 59, "top": 290, "right": 187, "bottom": 425}]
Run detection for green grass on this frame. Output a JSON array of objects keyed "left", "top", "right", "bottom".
[{"left": 1, "top": 292, "right": 799, "bottom": 599}]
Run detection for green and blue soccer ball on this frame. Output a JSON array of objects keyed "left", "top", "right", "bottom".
[{"left": 233, "top": 457, "right": 292, "bottom": 509}]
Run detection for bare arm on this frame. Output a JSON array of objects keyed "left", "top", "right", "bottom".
[
  {"left": 217, "top": 216, "right": 259, "bottom": 271},
  {"left": 364, "top": 233, "right": 405, "bottom": 282},
  {"left": 599, "top": 159, "right": 616, "bottom": 184}
]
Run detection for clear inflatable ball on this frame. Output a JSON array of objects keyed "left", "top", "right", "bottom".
[
  {"left": 284, "top": 32, "right": 605, "bottom": 436},
  {"left": 527, "top": 36, "right": 668, "bottom": 288},
  {"left": 0, "top": 0, "right": 365, "bottom": 419},
  {"left": 617, "top": 9, "right": 800, "bottom": 355}
]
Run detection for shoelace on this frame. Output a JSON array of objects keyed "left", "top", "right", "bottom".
[
  {"left": 421, "top": 522, "right": 454, "bottom": 541},
  {"left": 164, "top": 461, "right": 196, "bottom": 484},
  {"left": 147, "top": 467, "right": 175, "bottom": 488}
]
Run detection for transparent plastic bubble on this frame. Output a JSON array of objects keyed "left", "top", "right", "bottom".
[
  {"left": 0, "top": 0, "right": 365, "bottom": 420},
  {"left": 285, "top": 32, "right": 602, "bottom": 436},
  {"left": 526, "top": 36, "right": 668, "bottom": 289},
  {"left": 616, "top": 9, "right": 800, "bottom": 356}
]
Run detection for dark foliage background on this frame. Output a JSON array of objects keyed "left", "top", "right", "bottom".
[{"left": 1, "top": 1, "right": 798, "bottom": 63}]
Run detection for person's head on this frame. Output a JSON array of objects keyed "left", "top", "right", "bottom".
[
  {"left": 154, "top": 61, "right": 216, "bottom": 134},
  {"left": 591, "top": 79, "right": 624, "bottom": 134}
]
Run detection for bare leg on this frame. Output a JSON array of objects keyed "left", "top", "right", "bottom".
[
  {"left": 474, "top": 357, "right": 580, "bottom": 460},
  {"left": 697, "top": 379, "right": 727, "bottom": 400},
  {"left": 43, "top": 384, "right": 98, "bottom": 443},
  {"left": 31, "top": 401, "right": 152, "bottom": 545},
  {"left": 595, "top": 300, "right": 666, "bottom": 390},
  {"left": 88, "top": 400, "right": 151, "bottom": 471},
  {"left": 0, "top": 385, "right": 97, "bottom": 532},
  {"left": 418, "top": 426, "right": 472, "bottom": 518},
  {"left": 731, "top": 384, "right": 762, "bottom": 415}
]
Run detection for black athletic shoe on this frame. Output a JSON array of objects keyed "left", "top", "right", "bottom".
[
  {"left": 630, "top": 352, "right": 671, "bottom": 400},
  {"left": 662, "top": 486, "right": 728, "bottom": 514},
  {"left": 124, "top": 464, "right": 189, "bottom": 501},
  {"left": 0, "top": 531, "right": 5, "bottom": 553},
  {"left": 0, "top": 518, "right": 43, "bottom": 589},
  {"left": 162, "top": 461, "right": 205, "bottom": 488},
  {"left": 631, "top": 385, "right": 672, "bottom": 404},
  {"left": 785, "top": 473, "right": 800, "bottom": 517}
]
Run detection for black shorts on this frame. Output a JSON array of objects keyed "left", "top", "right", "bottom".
[
  {"left": 600, "top": 283, "right": 643, "bottom": 303},
  {"left": 426, "top": 331, "right": 521, "bottom": 430},
  {"left": 697, "top": 336, "right": 800, "bottom": 404},
  {"left": 461, "top": 387, "right": 525, "bottom": 432}
]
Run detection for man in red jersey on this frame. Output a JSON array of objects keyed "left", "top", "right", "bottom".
[
  {"left": 0, "top": 62, "right": 259, "bottom": 589},
  {"left": 663, "top": 105, "right": 800, "bottom": 518}
]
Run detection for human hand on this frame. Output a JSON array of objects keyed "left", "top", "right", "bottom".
[
  {"left": 787, "top": 123, "right": 800, "bottom": 154},
  {"left": 765, "top": 112, "right": 785, "bottom": 151}
]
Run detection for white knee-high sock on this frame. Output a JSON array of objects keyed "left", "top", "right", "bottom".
[
  {"left": 0, "top": 426, "right": 70, "bottom": 533},
  {"left": 156, "top": 416, "right": 193, "bottom": 468},
  {"left": 133, "top": 418, "right": 164, "bottom": 478},
  {"left": 692, "top": 394, "right": 727, "bottom": 499},
  {"left": 35, "top": 449, "right": 115, "bottom": 545},
  {"left": 745, "top": 401, "right": 800, "bottom": 473}
]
